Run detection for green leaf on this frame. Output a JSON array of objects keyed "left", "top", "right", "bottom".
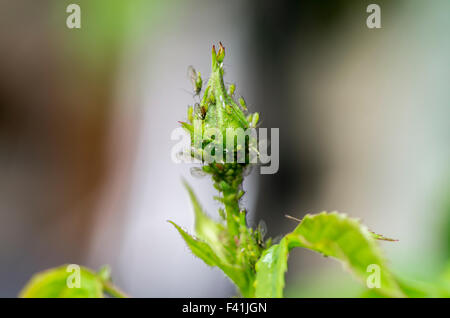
[
  {"left": 287, "top": 212, "right": 404, "bottom": 297},
  {"left": 183, "top": 180, "right": 227, "bottom": 259},
  {"left": 169, "top": 220, "right": 252, "bottom": 296},
  {"left": 20, "top": 265, "right": 103, "bottom": 298},
  {"left": 254, "top": 237, "right": 289, "bottom": 298},
  {"left": 169, "top": 221, "right": 222, "bottom": 267},
  {"left": 254, "top": 212, "right": 405, "bottom": 298}
]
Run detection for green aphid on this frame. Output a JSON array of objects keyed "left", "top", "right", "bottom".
[
  {"left": 208, "top": 93, "right": 216, "bottom": 104},
  {"left": 256, "top": 220, "right": 267, "bottom": 247},
  {"left": 195, "top": 72, "right": 203, "bottom": 94},
  {"left": 187, "top": 105, "right": 194, "bottom": 122},
  {"left": 187, "top": 65, "right": 202, "bottom": 95},
  {"left": 251, "top": 112, "right": 259, "bottom": 127},
  {"left": 239, "top": 97, "right": 247, "bottom": 111},
  {"left": 228, "top": 84, "right": 236, "bottom": 96}
]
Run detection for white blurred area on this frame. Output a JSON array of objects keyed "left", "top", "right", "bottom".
[{"left": 87, "top": 1, "right": 257, "bottom": 297}]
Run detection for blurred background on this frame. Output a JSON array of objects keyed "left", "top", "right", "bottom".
[{"left": 0, "top": 0, "right": 449, "bottom": 297}]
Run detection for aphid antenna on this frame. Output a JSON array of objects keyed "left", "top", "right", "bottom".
[{"left": 285, "top": 214, "right": 302, "bottom": 223}]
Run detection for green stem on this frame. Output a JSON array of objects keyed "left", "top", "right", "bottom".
[{"left": 223, "top": 189, "right": 241, "bottom": 237}]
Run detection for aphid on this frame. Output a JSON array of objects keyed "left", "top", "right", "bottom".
[
  {"left": 187, "top": 65, "right": 202, "bottom": 96},
  {"left": 251, "top": 112, "right": 259, "bottom": 127},
  {"left": 194, "top": 103, "right": 207, "bottom": 120},
  {"left": 187, "top": 105, "right": 194, "bottom": 122},
  {"left": 228, "top": 84, "right": 236, "bottom": 97},
  {"left": 256, "top": 220, "right": 267, "bottom": 247},
  {"left": 190, "top": 167, "right": 207, "bottom": 178},
  {"left": 238, "top": 97, "right": 248, "bottom": 111}
]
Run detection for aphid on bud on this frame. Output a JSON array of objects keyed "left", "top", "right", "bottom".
[
  {"left": 228, "top": 84, "right": 236, "bottom": 97},
  {"left": 194, "top": 103, "right": 207, "bottom": 120},
  {"left": 256, "top": 220, "right": 267, "bottom": 247},
  {"left": 187, "top": 105, "right": 194, "bottom": 122},
  {"left": 190, "top": 167, "right": 207, "bottom": 178},
  {"left": 238, "top": 97, "right": 248, "bottom": 111},
  {"left": 208, "top": 93, "right": 216, "bottom": 104},
  {"left": 187, "top": 65, "right": 202, "bottom": 96},
  {"left": 251, "top": 112, "right": 259, "bottom": 127}
]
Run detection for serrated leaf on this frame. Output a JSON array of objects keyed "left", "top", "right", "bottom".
[
  {"left": 19, "top": 265, "right": 103, "bottom": 298},
  {"left": 183, "top": 180, "right": 227, "bottom": 259},
  {"left": 169, "top": 220, "right": 251, "bottom": 297},
  {"left": 169, "top": 221, "right": 221, "bottom": 267},
  {"left": 254, "top": 237, "right": 289, "bottom": 298},
  {"left": 287, "top": 212, "right": 404, "bottom": 297},
  {"left": 254, "top": 212, "right": 404, "bottom": 298}
]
